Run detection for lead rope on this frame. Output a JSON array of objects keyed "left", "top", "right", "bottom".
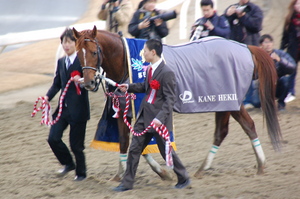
[
  {"left": 122, "top": 91, "right": 173, "bottom": 168},
  {"left": 31, "top": 79, "right": 72, "bottom": 126},
  {"left": 104, "top": 78, "right": 173, "bottom": 168}
]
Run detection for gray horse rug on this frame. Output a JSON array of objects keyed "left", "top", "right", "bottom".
[{"left": 162, "top": 37, "right": 254, "bottom": 113}]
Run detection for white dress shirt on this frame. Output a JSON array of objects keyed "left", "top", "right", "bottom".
[
  {"left": 150, "top": 58, "right": 163, "bottom": 76},
  {"left": 65, "top": 52, "right": 77, "bottom": 69}
]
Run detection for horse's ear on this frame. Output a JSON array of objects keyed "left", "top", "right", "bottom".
[
  {"left": 73, "top": 27, "right": 81, "bottom": 40},
  {"left": 91, "top": 25, "right": 97, "bottom": 39}
]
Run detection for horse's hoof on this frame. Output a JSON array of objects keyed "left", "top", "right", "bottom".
[
  {"left": 158, "top": 169, "right": 173, "bottom": 181},
  {"left": 255, "top": 164, "right": 265, "bottom": 175},
  {"left": 109, "top": 175, "right": 122, "bottom": 182},
  {"left": 256, "top": 168, "right": 264, "bottom": 175},
  {"left": 194, "top": 170, "right": 204, "bottom": 179}
]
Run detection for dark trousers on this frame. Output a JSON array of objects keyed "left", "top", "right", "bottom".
[
  {"left": 287, "top": 67, "right": 297, "bottom": 95},
  {"left": 48, "top": 107, "right": 87, "bottom": 177},
  {"left": 243, "top": 80, "right": 261, "bottom": 108},
  {"left": 122, "top": 131, "right": 189, "bottom": 189},
  {"left": 276, "top": 76, "right": 289, "bottom": 107},
  {"left": 243, "top": 76, "right": 289, "bottom": 108}
]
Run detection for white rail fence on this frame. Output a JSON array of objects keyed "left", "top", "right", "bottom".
[
  {"left": 0, "top": 0, "right": 186, "bottom": 55},
  {"left": 0, "top": 21, "right": 106, "bottom": 54}
]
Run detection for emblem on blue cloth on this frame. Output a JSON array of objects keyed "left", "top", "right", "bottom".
[{"left": 131, "top": 58, "right": 144, "bottom": 71}]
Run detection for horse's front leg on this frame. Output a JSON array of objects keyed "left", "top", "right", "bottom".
[
  {"left": 114, "top": 115, "right": 172, "bottom": 181},
  {"left": 142, "top": 154, "right": 173, "bottom": 181},
  {"left": 194, "top": 112, "right": 230, "bottom": 178},
  {"left": 110, "top": 116, "right": 131, "bottom": 182},
  {"left": 231, "top": 106, "right": 266, "bottom": 175}
]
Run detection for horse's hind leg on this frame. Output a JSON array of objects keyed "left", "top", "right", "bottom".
[
  {"left": 230, "top": 106, "right": 266, "bottom": 175},
  {"left": 194, "top": 112, "right": 230, "bottom": 178}
]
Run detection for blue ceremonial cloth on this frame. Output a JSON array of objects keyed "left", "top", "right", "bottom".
[{"left": 90, "top": 38, "right": 177, "bottom": 153}]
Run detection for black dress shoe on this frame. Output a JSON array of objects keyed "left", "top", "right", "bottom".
[
  {"left": 113, "top": 184, "right": 132, "bottom": 192},
  {"left": 174, "top": 178, "right": 191, "bottom": 189},
  {"left": 74, "top": 175, "right": 86, "bottom": 181},
  {"left": 57, "top": 164, "right": 75, "bottom": 176}
]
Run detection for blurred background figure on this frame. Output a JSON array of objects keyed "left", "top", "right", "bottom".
[
  {"left": 281, "top": 0, "right": 300, "bottom": 103},
  {"left": 128, "top": 0, "right": 176, "bottom": 42},
  {"left": 260, "top": 34, "right": 296, "bottom": 110},
  {"left": 97, "top": 0, "right": 133, "bottom": 37},
  {"left": 224, "top": 0, "right": 263, "bottom": 109},
  {"left": 224, "top": 0, "right": 263, "bottom": 45},
  {"left": 190, "top": 0, "right": 230, "bottom": 41}
]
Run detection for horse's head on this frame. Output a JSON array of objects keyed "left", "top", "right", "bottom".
[{"left": 73, "top": 26, "right": 102, "bottom": 91}]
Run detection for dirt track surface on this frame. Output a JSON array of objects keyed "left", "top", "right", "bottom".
[{"left": 0, "top": 0, "right": 299, "bottom": 199}]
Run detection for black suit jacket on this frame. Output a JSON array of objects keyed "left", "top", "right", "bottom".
[
  {"left": 128, "top": 61, "right": 175, "bottom": 132},
  {"left": 46, "top": 56, "right": 90, "bottom": 122}
]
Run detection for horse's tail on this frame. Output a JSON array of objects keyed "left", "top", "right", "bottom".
[{"left": 248, "top": 45, "right": 282, "bottom": 151}]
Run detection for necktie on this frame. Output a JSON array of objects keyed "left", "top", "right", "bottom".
[
  {"left": 66, "top": 57, "right": 71, "bottom": 70},
  {"left": 148, "top": 66, "right": 152, "bottom": 84}
]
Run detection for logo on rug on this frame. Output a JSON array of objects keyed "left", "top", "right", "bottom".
[
  {"left": 179, "top": 91, "right": 194, "bottom": 104},
  {"left": 131, "top": 58, "right": 148, "bottom": 79}
]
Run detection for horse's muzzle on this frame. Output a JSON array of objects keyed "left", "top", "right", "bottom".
[{"left": 84, "top": 80, "right": 96, "bottom": 91}]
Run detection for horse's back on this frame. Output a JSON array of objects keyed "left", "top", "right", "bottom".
[{"left": 163, "top": 37, "right": 253, "bottom": 73}]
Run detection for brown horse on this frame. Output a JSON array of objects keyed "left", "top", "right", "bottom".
[
  {"left": 73, "top": 26, "right": 282, "bottom": 179},
  {"left": 72, "top": 27, "right": 172, "bottom": 181}
]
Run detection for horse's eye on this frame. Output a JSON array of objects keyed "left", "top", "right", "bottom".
[{"left": 93, "top": 52, "right": 97, "bottom": 56}]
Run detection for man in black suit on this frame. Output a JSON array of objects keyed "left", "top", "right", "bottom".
[
  {"left": 45, "top": 28, "right": 90, "bottom": 181},
  {"left": 114, "top": 39, "right": 190, "bottom": 191}
]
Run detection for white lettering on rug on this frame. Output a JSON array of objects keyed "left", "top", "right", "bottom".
[
  {"left": 198, "top": 95, "right": 217, "bottom": 102},
  {"left": 197, "top": 94, "right": 238, "bottom": 103},
  {"left": 218, "top": 94, "right": 237, "bottom": 101}
]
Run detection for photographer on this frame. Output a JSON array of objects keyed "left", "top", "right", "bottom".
[
  {"left": 190, "top": 0, "right": 230, "bottom": 41},
  {"left": 224, "top": 0, "right": 263, "bottom": 46},
  {"left": 246, "top": 34, "right": 297, "bottom": 111},
  {"left": 128, "top": 0, "right": 171, "bottom": 41},
  {"left": 97, "top": 0, "right": 133, "bottom": 37},
  {"left": 260, "top": 34, "right": 296, "bottom": 110},
  {"left": 224, "top": 0, "right": 263, "bottom": 109}
]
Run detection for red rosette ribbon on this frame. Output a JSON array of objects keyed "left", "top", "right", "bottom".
[
  {"left": 71, "top": 70, "right": 82, "bottom": 95},
  {"left": 147, "top": 79, "right": 160, "bottom": 104},
  {"left": 150, "top": 79, "right": 160, "bottom": 90}
]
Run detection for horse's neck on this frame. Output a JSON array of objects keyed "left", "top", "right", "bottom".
[{"left": 98, "top": 33, "right": 127, "bottom": 83}]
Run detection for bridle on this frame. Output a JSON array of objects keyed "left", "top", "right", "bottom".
[
  {"left": 80, "top": 38, "right": 104, "bottom": 91},
  {"left": 80, "top": 35, "right": 128, "bottom": 92},
  {"left": 82, "top": 38, "right": 103, "bottom": 72}
]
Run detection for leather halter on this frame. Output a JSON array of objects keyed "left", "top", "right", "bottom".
[
  {"left": 82, "top": 38, "right": 103, "bottom": 72},
  {"left": 81, "top": 35, "right": 128, "bottom": 93}
]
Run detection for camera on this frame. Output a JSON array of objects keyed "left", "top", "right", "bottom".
[
  {"left": 236, "top": 5, "right": 247, "bottom": 12},
  {"left": 149, "top": 10, "right": 177, "bottom": 22},
  {"left": 194, "top": 18, "right": 207, "bottom": 27}
]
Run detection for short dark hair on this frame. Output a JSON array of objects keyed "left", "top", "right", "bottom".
[
  {"left": 60, "top": 28, "right": 76, "bottom": 44},
  {"left": 138, "top": 0, "right": 157, "bottom": 9},
  {"left": 145, "top": 39, "right": 162, "bottom": 57},
  {"left": 201, "top": 0, "right": 214, "bottom": 7},
  {"left": 259, "top": 34, "right": 273, "bottom": 44}
]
